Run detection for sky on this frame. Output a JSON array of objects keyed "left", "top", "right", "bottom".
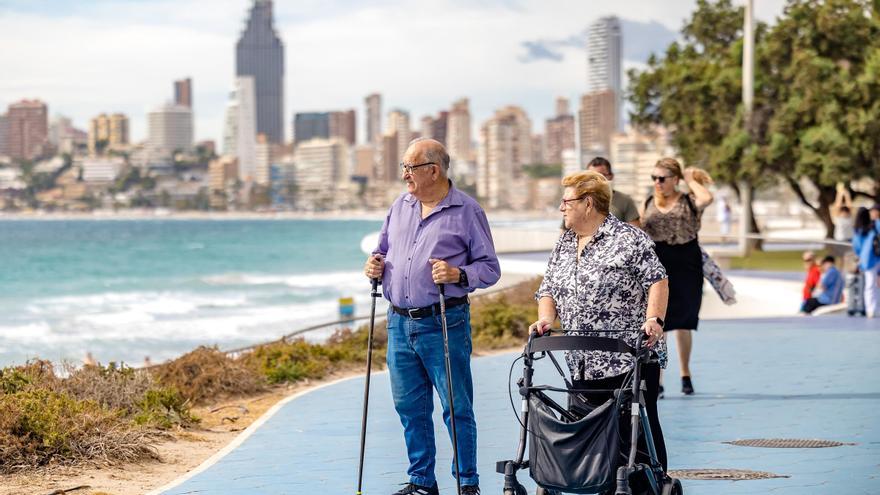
[{"left": 0, "top": 0, "right": 788, "bottom": 145}]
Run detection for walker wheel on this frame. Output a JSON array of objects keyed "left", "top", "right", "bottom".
[{"left": 661, "top": 478, "right": 683, "bottom": 495}]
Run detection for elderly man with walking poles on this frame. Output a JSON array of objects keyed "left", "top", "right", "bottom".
[{"left": 362, "top": 138, "right": 501, "bottom": 495}]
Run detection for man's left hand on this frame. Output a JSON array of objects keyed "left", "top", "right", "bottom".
[
  {"left": 429, "top": 258, "right": 460, "bottom": 284},
  {"left": 641, "top": 319, "right": 664, "bottom": 348}
]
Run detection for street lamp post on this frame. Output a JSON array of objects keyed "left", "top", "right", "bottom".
[{"left": 739, "top": 0, "right": 755, "bottom": 255}]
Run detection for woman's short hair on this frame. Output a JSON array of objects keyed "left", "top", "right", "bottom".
[
  {"left": 561, "top": 170, "right": 611, "bottom": 215},
  {"left": 655, "top": 157, "right": 684, "bottom": 180}
]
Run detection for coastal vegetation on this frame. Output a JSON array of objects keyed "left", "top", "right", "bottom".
[{"left": 0, "top": 277, "right": 541, "bottom": 474}]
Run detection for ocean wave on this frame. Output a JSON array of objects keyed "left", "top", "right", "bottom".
[{"left": 201, "top": 271, "right": 367, "bottom": 290}]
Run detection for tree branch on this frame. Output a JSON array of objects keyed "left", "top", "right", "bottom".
[{"left": 784, "top": 175, "right": 819, "bottom": 214}]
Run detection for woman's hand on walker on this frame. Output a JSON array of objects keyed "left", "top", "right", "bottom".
[
  {"left": 528, "top": 317, "right": 554, "bottom": 336},
  {"left": 642, "top": 319, "right": 664, "bottom": 347}
]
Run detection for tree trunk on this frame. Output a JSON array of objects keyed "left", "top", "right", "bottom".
[
  {"left": 730, "top": 182, "right": 763, "bottom": 250},
  {"left": 784, "top": 176, "right": 835, "bottom": 239}
]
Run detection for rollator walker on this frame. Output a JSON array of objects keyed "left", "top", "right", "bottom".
[{"left": 496, "top": 330, "right": 682, "bottom": 495}]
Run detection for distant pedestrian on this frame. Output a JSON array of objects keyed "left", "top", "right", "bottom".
[
  {"left": 364, "top": 138, "right": 500, "bottom": 495},
  {"left": 800, "top": 251, "right": 821, "bottom": 313},
  {"left": 641, "top": 158, "right": 713, "bottom": 396},
  {"left": 801, "top": 255, "right": 844, "bottom": 314},
  {"left": 586, "top": 156, "right": 640, "bottom": 226},
  {"left": 716, "top": 196, "right": 732, "bottom": 240},
  {"left": 832, "top": 185, "right": 854, "bottom": 243},
  {"left": 852, "top": 207, "right": 880, "bottom": 318}
]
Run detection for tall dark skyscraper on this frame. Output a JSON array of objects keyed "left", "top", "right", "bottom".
[
  {"left": 174, "top": 78, "right": 192, "bottom": 108},
  {"left": 236, "top": 0, "right": 284, "bottom": 144}
]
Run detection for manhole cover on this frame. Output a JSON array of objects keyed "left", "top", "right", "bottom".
[
  {"left": 669, "top": 469, "right": 790, "bottom": 481},
  {"left": 724, "top": 438, "right": 855, "bottom": 448}
]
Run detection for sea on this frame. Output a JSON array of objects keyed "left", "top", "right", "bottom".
[{"left": 0, "top": 218, "right": 390, "bottom": 368}]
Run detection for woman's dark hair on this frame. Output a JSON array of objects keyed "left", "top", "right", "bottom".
[{"left": 854, "top": 206, "right": 872, "bottom": 234}]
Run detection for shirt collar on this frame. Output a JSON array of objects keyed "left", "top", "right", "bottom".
[
  {"left": 563, "top": 214, "right": 616, "bottom": 244},
  {"left": 403, "top": 180, "right": 463, "bottom": 210}
]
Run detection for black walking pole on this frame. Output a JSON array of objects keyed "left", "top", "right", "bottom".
[
  {"left": 356, "top": 277, "right": 381, "bottom": 495},
  {"left": 438, "top": 283, "right": 463, "bottom": 495}
]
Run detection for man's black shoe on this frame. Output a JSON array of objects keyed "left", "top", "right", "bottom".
[
  {"left": 391, "top": 482, "right": 439, "bottom": 495},
  {"left": 462, "top": 485, "right": 481, "bottom": 495}
]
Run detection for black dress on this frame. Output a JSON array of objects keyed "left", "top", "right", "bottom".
[{"left": 642, "top": 194, "right": 704, "bottom": 331}]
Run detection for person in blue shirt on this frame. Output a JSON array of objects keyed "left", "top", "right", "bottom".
[
  {"left": 852, "top": 206, "right": 880, "bottom": 317},
  {"left": 801, "top": 255, "right": 844, "bottom": 314}
]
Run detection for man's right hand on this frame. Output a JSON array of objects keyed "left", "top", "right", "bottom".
[
  {"left": 528, "top": 317, "right": 554, "bottom": 336},
  {"left": 364, "top": 254, "right": 384, "bottom": 279}
]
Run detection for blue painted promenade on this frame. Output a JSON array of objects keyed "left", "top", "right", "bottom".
[{"left": 158, "top": 315, "right": 879, "bottom": 495}]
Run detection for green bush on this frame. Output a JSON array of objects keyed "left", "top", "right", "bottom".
[
  {"left": 133, "top": 387, "right": 199, "bottom": 429},
  {"left": 0, "top": 389, "right": 156, "bottom": 472},
  {"left": 471, "top": 295, "right": 536, "bottom": 349}
]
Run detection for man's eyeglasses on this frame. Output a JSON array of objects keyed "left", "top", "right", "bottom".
[
  {"left": 399, "top": 162, "right": 436, "bottom": 175},
  {"left": 560, "top": 195, "right": 586, "bottom": 208},
  {"left": 651, "top": 175, "right": 673, "bottom": 183}
]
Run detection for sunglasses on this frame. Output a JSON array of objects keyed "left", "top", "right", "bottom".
[{"left": 651, "top": 175, "right": 673, "bottom": 183}]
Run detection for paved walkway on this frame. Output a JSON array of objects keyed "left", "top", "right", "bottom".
[{"left": 155, "top": 315, "right": 879, "bottom": 495}]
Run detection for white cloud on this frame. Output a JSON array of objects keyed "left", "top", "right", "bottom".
[{"left": 0, "top": 0, "right": 786, "bottom": 144}]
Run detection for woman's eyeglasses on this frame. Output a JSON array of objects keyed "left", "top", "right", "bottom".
[
  {"left": 560, "top": 195, "right": 587, "bottom": 208},
  {"left": 651, "top": 175, "right": 673, "bottom": 183}
]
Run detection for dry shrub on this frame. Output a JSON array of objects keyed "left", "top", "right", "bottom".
[
  {"left": 470, "top": 277, "right": 542, "bottom": 349},
  {"left": 152, "top": 346, "right": 266, "bottom": 405},
  {"left": 0, "top": 389, "right": 158, "bottom": 473},
  {"left": 58, "top": 362, "right": 154, "bottom": 414},
  {"left": 0, "top": 359, "right": 59, "bottom": 393}
]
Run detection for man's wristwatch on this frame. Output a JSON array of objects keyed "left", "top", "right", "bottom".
[
  {"left": 646, "top": 316, "right": 665, "bottom": 329},
  {"left": 458, "top": 269, "right": 468, "bottom": 287}
]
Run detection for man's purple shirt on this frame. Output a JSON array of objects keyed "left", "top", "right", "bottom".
[{"left": 373, "top": 182, "right": 501, "bottom": 309}]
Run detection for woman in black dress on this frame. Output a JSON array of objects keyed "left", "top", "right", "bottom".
[{"left": 641, "top": 158, "right": 713, "bottom": 395}]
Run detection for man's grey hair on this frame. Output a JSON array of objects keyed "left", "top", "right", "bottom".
[{"left": 408, "top": 137, "right": 450, "bottom": 173}]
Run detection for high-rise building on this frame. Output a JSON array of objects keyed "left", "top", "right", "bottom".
[
  {"left": 610, "top": 128, "right": 675, "bottom": 204},
  {"left": 293, "top": 138, "right": 351, "bottom": 210},
  {"left": 236, "top": 0, "right": 284, "bottom": 143},
  {"left": 329, "top": 110, "right": 356, "bottom": 146},
  {"left": 294, "top": 113, "right": 330, "bottom": 145},
  {"left": 255, "top": 134, "right": 272, "bottom": 186},
  {"left": 209, "top": 156, "right": 239, "bottom": 209},
  {"left": 88, "top": 113, "right": 129, "bottom": 155},
  {"left": 365, "top": 93, "right": 382, "bottom": 145},
  {"left": 0, "top": 114, "right": 8, "bottom": 158},
  {"left": 477, "top": 106, "right": 532, "bottom": 209},
  {"left": 222, "top": 76, "right": 257, "bottom": 182},
  {"left": 148, "top": 104, "right": 193, "bottom": 158},
  {"left": 545, "top": 97, "right": 576, "bottom": 164},
  {"left": 578, "top": 90, "right": 616, "bottom": 160},
  {"left": 174, "top": 78, "right": 193, "bottom": 108},
  {"left": 386, "top": 109, "right": 411, "bottom": 166},
  {"left": 587, "top": 16, "right": 623, "bottom": 130},
  {"left": 294, "top": 110, "right": 356, "bottom": 146},
  {"left": 446, "top": 98, "right": 471, "bottom": 162},
  {"left": 420, "top": 111, "right": 448, "bottom": 145},
  {"left": 49, "top": 115, "right": 86, "bottom": 155},
  {"left": 6, "top": 100, "right": 48, "bottom": 161}
]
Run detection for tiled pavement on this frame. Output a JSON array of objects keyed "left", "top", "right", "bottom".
[{"left": 158, "top": 315, "right": 879, "bottom": 494}]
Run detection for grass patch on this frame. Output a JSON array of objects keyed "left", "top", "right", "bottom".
[{"left": 728, "top": 249, "right": 830, "bottom": 271}]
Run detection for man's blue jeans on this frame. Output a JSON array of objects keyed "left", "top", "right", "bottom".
[{"left": 386, "top": 304, "right": 479, "bottom": 487}]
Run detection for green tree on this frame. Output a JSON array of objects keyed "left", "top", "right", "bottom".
[{"left": 629, "top": 0, "right": 880, "bottom": 238}]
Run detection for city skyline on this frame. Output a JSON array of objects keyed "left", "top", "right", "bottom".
[{"left": 0, "top": 0, "right": 787, "bottom": 145}]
